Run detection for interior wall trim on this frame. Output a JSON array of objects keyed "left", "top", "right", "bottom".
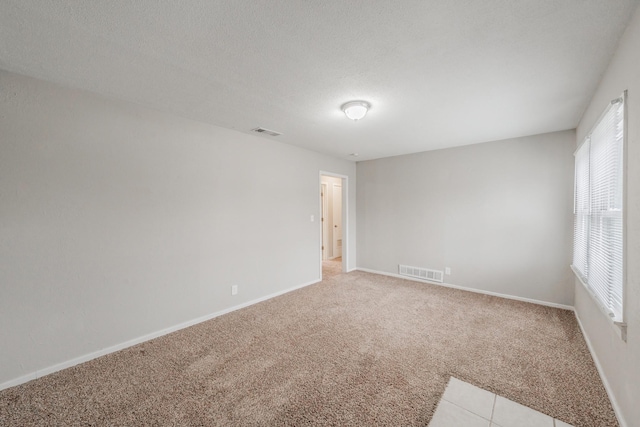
[
  {"left": 0, "top": 278, "right": 321, "bottom": 392},
  {"left": 573, "top": 310, "right": 627, "bottom": 427},
  {"left": 355, "top": 267, "right": 574, "bottom": 310}
]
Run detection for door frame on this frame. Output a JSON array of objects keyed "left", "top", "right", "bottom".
[
  {"left": 321, "top": 182, "right": 329, "bottom": 261},
  {"left": 319, "top": 171, "right": 349, "bottom": 278},
  {"left": 331, "top": 182, "right": 342, "bottom": 259}
]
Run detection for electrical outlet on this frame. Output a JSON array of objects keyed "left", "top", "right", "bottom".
[
  {"left": 231, "top": 285, "right": 238, "bottom": 296},
  {"left": 445, "top": 267, "right": 451, "bottom": 275}
]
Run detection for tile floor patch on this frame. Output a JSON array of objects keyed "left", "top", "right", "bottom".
[
  {"left": 492, "top": 395, "right": 554, "bottom": 427},
  {"left": 428, "top": 377, "right": 574, "bottom": 427},
  {"left": 428, "top": 399, "right": 490, "bottom": 427},
  {"left": 442, "top": 377, "right": 495, "bottom": 420}
]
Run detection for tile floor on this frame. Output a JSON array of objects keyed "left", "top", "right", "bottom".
[{"left": 428, "top": 377, "right": 574, "bottom": 427}]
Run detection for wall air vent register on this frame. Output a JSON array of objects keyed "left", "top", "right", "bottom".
[{"left": 399, "top": 264, "right": 444, "bottom": 283}]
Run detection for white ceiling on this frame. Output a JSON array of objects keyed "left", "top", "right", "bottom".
[{"left": 1, "top": 1, "right": 638, "bottom": 161}]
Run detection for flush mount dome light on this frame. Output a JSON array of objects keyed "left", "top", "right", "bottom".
[{"left": 341, "top": 101, "right": 370, "bottom": 121}]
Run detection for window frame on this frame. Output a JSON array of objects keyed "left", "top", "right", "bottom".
[{"left": 571, "top": 91, "right": 627, "bottom": 339}]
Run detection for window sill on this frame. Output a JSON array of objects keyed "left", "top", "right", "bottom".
[{"left": 571, "top": 265, "right": 627, "bottom": 342}]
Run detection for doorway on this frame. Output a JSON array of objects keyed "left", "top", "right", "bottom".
[{"left": 320, "top": 172, "right": 347, "bottom": 278}]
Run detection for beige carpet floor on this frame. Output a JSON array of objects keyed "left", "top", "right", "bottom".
[{"left": 0, "top": 260, "right": 617, "bottom": 426}]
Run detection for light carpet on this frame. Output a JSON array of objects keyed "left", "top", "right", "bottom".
[{"left": 0, "top": 259, "right": 617, "bottom": 426}]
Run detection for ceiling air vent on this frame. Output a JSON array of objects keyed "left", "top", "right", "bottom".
[
  {"left": 251, "top": 127, "right": 282, "bottom": 137},
  {"left": 399, "top": 264, "right": 444, "bottom": 283}
]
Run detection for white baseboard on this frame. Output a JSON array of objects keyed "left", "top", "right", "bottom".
[
  {"left": 0, "top": 278, "right": 321, "bottom": 392},
  {"left": 355, "top": 267, "right": 574, "bottom": 311},
  {"left": 357, "top": 267, "right": 626, "bottom": 425},
  {"left": 573, "top": 311, "right": 627, "bottom": 427}
]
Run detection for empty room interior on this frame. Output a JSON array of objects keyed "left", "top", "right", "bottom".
[{"left": 1, "top": 1, "right": 639, "bottom": 426}]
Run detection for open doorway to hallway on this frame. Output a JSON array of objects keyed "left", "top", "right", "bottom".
[
  {"left": 320, "top": 173, "right": 347, "bottom": 279},
  {"left": 322, "top": 257, "right": 342, "bottom": 279}
]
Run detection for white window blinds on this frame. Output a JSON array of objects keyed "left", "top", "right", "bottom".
[{"left": 572, "top": 94, "right": 625, "bottom": 322}]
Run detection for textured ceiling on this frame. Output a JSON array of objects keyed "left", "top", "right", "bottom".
[{"left": 1, "top": 0, "right": 638, "bottom": 161}]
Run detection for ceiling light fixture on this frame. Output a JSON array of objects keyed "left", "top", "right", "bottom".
[{"left": 341, "top": 101, "right": 370, "bottom": 121}]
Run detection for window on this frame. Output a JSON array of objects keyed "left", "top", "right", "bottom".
[{"left": 572, "top": 93, "right": 625, "bottom": 324}]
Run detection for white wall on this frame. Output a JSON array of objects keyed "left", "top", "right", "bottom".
[
  {"left": 0, "top": 70, "right": 356, "bottom": 387},
  {"left": 573, "top": 5, "right": 640, "bottom": 426},
  {"left": 357, "top": 130, "right": 575, "bottom": 306}
]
